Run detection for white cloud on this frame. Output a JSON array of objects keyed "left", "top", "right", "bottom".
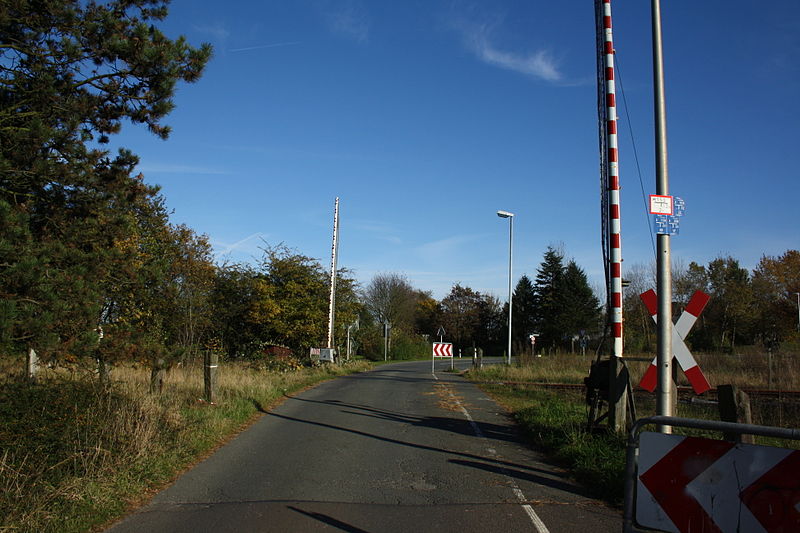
[
  {"left": 324, "top": 1, "right": 369, "bottom": 44},
  {"left": 456, "top": 20, "right": 562, "bottom": 83},
  {"left": 351, "top": 219, "right": 403, "bottom": 245},
  {"left": 414, "top": 233, "right": 488, "bottom": 264},
  {"left": 212, "top": 232, "right": 268, "bottom": 263},
  {"left": 137, "top": 164, "right": 230, "bottom": 175},
  {"left": 229, "top": 41, "right": 302, "bottom": 53},
  {"left": 193, "top": 24, "right": 230, "bottom": 44}
]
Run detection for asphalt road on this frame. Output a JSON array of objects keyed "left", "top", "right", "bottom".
[{"left": 107, "top": 358, "right": 621, "bottom": 532}]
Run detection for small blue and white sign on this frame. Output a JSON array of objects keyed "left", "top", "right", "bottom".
[
  {"left": 653, "top": 196, "right": 684, "bottom": 235},
  {"left": 673, "top": 197, "right": 685, "bottom": 217},
  {"left": 654, "top": 215, "right": 678, "bottom": 235}
]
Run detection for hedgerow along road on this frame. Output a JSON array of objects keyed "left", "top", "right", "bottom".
[{"left": 106, "top": 358, "right": 620, "bottom": 532}]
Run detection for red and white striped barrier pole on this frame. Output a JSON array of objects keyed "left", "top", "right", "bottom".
[{"left": 602, "top": 0, "right": 623, "bottom": 358}]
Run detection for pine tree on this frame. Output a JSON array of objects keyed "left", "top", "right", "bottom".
[
  {"left": 1, "top": 1, "right": 211, "bottom": 361},
  {"left": 558, "top": 260, "right": 601, "bottom": 340},
  {"left": 512, "top": 275, "right": 537, "bottom": 347},
  {"left": 533, "top": 247, "right": 566, "bottom": 351}
]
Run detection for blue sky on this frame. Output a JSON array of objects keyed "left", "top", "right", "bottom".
[{"left": 112, "top": 0, "right": 799, "bottom": 300}]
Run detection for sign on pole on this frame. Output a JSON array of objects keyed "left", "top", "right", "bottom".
[
  {"left": 653, "top": 196, "right": 685, "bottom": 236},
  {"left": 636, "top": 431, "right": 800, "bottom": 532},
  {"left": 638, "top": 289, "right": 711, "bottom": 395},
  {"left": 319, "top": 348, "right": 335, "bottom": 363},
  {"left": 431, "top": 342, "right": 453, "bottom": 373},
  {"left": 649, "top": 194, "right": 674, "bottom": 215},
  {"left": 432, "top": 343, "right": 453, "bottom": 357}
]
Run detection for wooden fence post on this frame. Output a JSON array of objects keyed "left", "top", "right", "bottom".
[
  {"left": 97, "top": 356, "right": 111, "bottom": 388},
  {"left": 204, "top": 350, "right": 218, "bottom": 404},
  {"left": 718, "top": 384, "right": 754, "bottom": 444},
  {"left": 608, "top": 356, "right": 629, "bottom": 433},
  {"left": 150, "top": 358, "right": 166, "bottom": 394}
]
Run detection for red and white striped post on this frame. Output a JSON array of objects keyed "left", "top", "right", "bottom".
[
  {"left": 602, "top": 0, "right": 623, "bottom": 360},
  {"left": 597, "top": 0, "right": 628, "bottom": 432}
]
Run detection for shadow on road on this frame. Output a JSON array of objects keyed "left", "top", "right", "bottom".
[
  {"left": 266, "top": 410, "right": 585, "bottom": 498},
  {"left": 448, "top": 459, "right": 585, "bottom": 496},
  {"left": 287, "top": 505, "right": 370, "bottom": 533},
  {"left": 289, "top": 396, "right": 518, "bottom": 444}
]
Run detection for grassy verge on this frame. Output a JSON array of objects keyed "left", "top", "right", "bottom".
[
  {"left": 468, "top": 357, "right": 800, "bottom": 506},
  {"left": 468, "top": 372, "right": 627, "bottom": 505},
  {"left": 0, "top": 359, "right": 371, "bottom": 533}
]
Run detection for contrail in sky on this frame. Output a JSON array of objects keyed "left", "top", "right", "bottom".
[{"left": 229, "top": 41, "right": 301, "bottom": 53}]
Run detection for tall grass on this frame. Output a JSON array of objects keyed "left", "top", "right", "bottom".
[
  {"left": 486, "top": 349, "right": 800, "bottom": 391},
  {"left": 0, "top": 359, "right": 370, "bottom": 533}
]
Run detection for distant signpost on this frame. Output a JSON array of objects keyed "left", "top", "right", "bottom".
[{"left": 432, "top": 342, "right": 453, "bottom": 373}]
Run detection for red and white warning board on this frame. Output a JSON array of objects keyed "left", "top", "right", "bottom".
[
  {"left": 637, "top": 432, "right": 800, "bottom": 533},
  {"left": 432, "top": 342, "right": 453, "bottom": 357}
]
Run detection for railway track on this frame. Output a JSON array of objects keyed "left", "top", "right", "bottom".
[{"left": 473, "top": 380, "right": 800, "bottom": 400}]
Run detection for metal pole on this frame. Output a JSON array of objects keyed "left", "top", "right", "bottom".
[
  {"left": 795, "top": 292, "right": 799, "bottom": 331},
  {"left": 497, "top": 211, "right": 514, "bottom": 365},
  {"left": 507, "top": 215, "right": 513, "bottom": 365},
  {"left": 346, "top": 325, "right": 351, "bottom": 360},
  {"left": 652, "top": 0, "right": 674, "bottom": 432},
  {"left": 327, "top": 198, "right": 340, "bottom": 350}
]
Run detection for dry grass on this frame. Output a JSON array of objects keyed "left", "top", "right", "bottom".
[
  {"left": 471, "top": 349, "right": 800, "bottom": 433},
  {"left": 0, "top": 358, "right": 371, "bottom": 533},
  {"left": 509, "top": 349, "right": 800, "bottom": 391}
]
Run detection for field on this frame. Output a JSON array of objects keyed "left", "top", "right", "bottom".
[{"left": 0, "top": 359, "right": 370, "bottom": 533}]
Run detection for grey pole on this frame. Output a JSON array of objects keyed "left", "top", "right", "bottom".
[
  {"left": 346, "top": 324, "right": 352, "bottom": 360},
  {"left": 508, "top": 215, "right": 513, "bottom": 365},
  {"left": 652, "top": 0, "right": 674, "bottom": 432},
  {"left": 498, "top": 211, "right": 514, "bottom": 366},
  {"left": 795, "top": 292, "right": 799, "bottom": 331},
  {"left": 383, "top": 322, "right": 388, "bottom": 361}
]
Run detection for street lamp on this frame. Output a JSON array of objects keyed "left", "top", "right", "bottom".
[{"left": 497, "top": 210, "right": 514, "bottom": 365}]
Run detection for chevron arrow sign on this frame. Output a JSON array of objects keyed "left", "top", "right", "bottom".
[
  {"left": 432, "top": 342, "right": 453, "bottom": 357},
  {"left": 637, "top": 432, "right": 800, "bottom": 533}
]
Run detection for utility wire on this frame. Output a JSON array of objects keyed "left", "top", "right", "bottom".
[{"left": 615, "top": 55, "right": 657, "bottom": 259}]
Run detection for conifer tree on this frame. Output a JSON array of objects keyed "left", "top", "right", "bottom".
[
  {"left": 533, "top": 247, "right": 565, "bottom": 350},
  {"left": 512, "top": 275, "right": 537, "bottom": 347},
  {"left": 1, "top": 0, "right": 211, "bottom": 361},
  {"left": 558, "top": 260, "right": 601, "bottom": 340}
]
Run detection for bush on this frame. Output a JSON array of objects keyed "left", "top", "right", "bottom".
[{"left": 390, "top": 331, "right": 429, "bottom": 360}]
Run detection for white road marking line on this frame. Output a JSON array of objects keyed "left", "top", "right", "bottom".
[{"left": 444, "top": 386, "right": 550, "bottom": 533}]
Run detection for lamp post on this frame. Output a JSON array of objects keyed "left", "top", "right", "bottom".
[{"left": 497, "top": 210, "right": 514, "bottom": 365}]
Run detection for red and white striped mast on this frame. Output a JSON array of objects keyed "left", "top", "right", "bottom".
[
  {"left": 595, "top": 0, "right": 627, "bottom": 431},
  {"left": 600, "top": 0, "right": 623, "bottom": 359}
]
